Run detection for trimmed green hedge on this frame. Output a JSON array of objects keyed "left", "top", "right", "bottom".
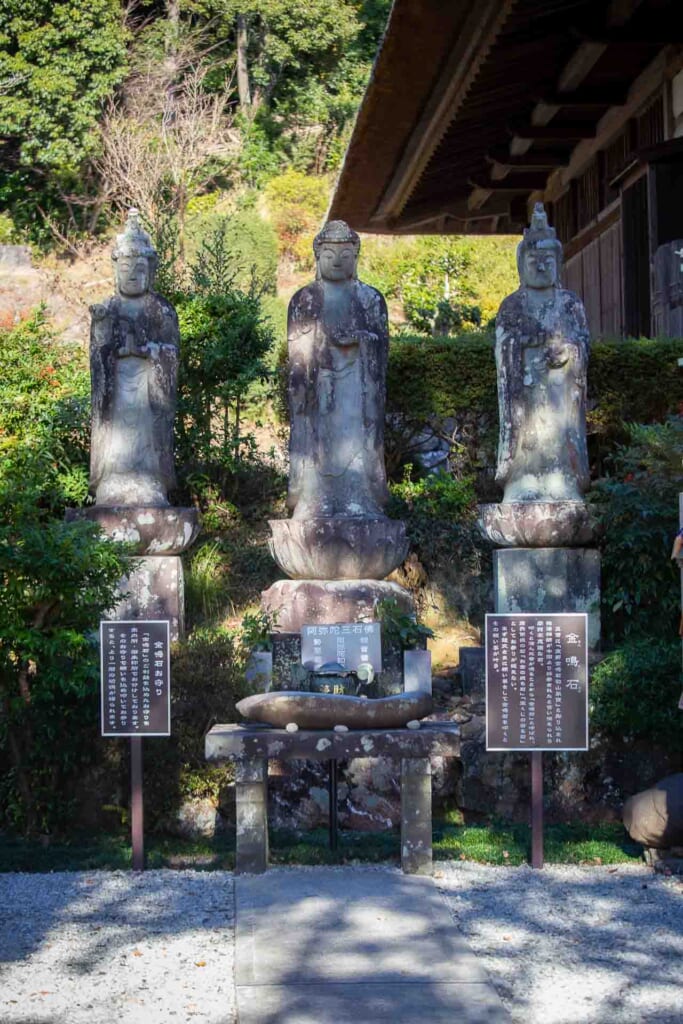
[{"left": 386, "top": 334, "right": 683, "bottom": 433}]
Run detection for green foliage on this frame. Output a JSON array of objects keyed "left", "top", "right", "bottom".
[
  {"left": 0, "top": 819, "right": 642, "bottom": 871},
  {"left": 374, "top": 598, "right": 434, "bottom": 650},
  {"left": 0, "top": 309, "right": 91, "bottom": 519},
  {"left": 589, "top": 416, "right": 683, "bottom": 645},
  {"left": 0, "top": 518, "right": 129, "bottom": 834},
  {"left": 590, "top": 640, "right": 683, "bottom": 750},
  {"left": 360, "top": 235, "right": 518, "bottom": 334},
  {"left": 0, "top": 211, "right": 14, "bottom": 242},
  {"left": 387, "top": 466, "right": 488, "bottom": 620},
  {"left": 142, "top": 625, "right": 249, "bottom": 827},
  {"left": 264, "top": 169, "right": 330, "bottom": 266},
  {"left": 390, "top": 466, "right": 477, "bottom": 522},
  {"left": 385, "top": 336, "right": 683, "bottom": 466},
  {"left": 386, "top": 333, "right": 497, "bottom": 423},
  {"left": 0, "top": 0, "right": 128, "bottom": 168},
  {"left": 0, "top": 0, "right": 128, "bottom": 240},
  {"left": 171, "top": 223, "right": 276, "bottom": 498},
  {"left": 0, "top": 311, "right": 131, "bottom": 835},
  {"left": 185, "top": 207, "right": 279, "bottom": 295},
  {"left": 230, "top": 0, "right": 387, "bottom": 170},
  {"left": 185, "top": 542, "right": 231, "bottom": 627},
  {"left": 239, "top": 609, "right": 276, "bottom": 652}
]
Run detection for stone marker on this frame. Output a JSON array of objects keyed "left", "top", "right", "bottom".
[{"left": 67, "top": 210, "right": 199, "bottom": 639}]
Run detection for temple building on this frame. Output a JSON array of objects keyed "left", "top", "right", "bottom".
[{"left": 328, "top": 0, "right": 683, "bottom": 338}]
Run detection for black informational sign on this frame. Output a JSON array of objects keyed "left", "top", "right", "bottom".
[
  {"left": 301, "top": 622, "right": 382, "bottom": 672},
  {"left": 485, "top": 613, "right": 588, "bottom": 752},
  {"left": 100, "top": 620, "right": 170, "bottom": 737}
]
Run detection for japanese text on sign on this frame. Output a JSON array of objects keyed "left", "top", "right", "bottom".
[
  {"left": 485, "top": 613, "right": 588, "bottom": 751},
  {"left": 300, "top": 622, "right": 382, "bottom": 672},
  {"left": 100, "top": 620, "right": 170, "bottom": 736}
]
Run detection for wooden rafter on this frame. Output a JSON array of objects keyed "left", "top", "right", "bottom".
[{"left": 369, "top": 0, "right": 515, "bottom": 226}]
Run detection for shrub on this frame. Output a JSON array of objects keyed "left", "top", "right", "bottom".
[
  {"left": 143, "top": 626, "right": 249, "bottom": 824},
  {"left": 0, "top": 211, "right": 15, "bottom": 243},
  {"left": 590, "top": 640, "right": 683, "bottom": 750},
  {"left": 171, "top": 223, "right": 276, "bottom": 501},
  {"left": 0, "top": 312, "right": 128, "bottom": 834},
  {"left": 185, "top": 209, "right": 279, "bottom": 295},
  {"left": 264, "top": 169, "right": 330, "bottom": 267},
  {"left": 589, "top": 416, "right": 683, "bottom": 645}
]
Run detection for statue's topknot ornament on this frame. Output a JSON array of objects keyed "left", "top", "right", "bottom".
[
  {"left": 312, "top": 219, "right": 361, "bottom": 255},
  {"left": 112, "top": 208, "right": 157, "bottom": 262},
  {"left": 516, "top": 201, "right": 562, "bottom": 274}
]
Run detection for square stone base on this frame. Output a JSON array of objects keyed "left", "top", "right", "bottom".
[
  {"left": 494, "top": 547, "right": 600, "bottom": 653},
  {"left": 113, "top": 555, "right": 184, "bottom": 641}
]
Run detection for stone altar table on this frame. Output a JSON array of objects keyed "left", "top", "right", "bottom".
[{"left": 205, "top": 722, "right": 459, "bottom": 875}]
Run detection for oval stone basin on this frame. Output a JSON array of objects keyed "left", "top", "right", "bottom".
[{"left": 237, "top": 691, "right": 433, "bottom": 730}]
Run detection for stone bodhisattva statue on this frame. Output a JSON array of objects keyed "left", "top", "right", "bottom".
[
  {"left": 71, "top": 209, "right": 199, "bottom": 640},
  {"left": 266, "top": 220, "right": 408, "bottom": 585},
  {"left": 90, "top": 209, "right": 179, "bottom": 507},
  {"left": 496, "top": 203, "right": 590, "bottom": 503},
  {"left": 288, "top": 220, "right": 389, "bottom": 520},
  {"left": 479, "top": 204, "right": 593, "bottom": 547}
]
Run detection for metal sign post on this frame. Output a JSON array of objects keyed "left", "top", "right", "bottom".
[
  {"left": 485, "top": 613, "right": 589, "bottom": 868},
  {"left": 100, "top": 620, "right": 171, "bottom": 872}
]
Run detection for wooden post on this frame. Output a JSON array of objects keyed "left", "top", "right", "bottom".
[
  {"left": 131, "top": 737, "right": 144, "bottom": 871},
  {"left": 531, "top": 750, "right": 544, "bottom": 869},
  {"left": 328, "top": 759, "right": 338, "bottom": 851}
]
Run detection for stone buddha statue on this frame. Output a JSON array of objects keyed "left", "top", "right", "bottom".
[
  {"left": 287, "top": 219, "right": 390, "bottom": 520},
  {"left": 89, "top": 209, "right": 179, "bottom": 507},
  {"left": 479, "top": 204, "right": 593, "bottom": 546},
  {"left": 267, "top": 220, "right": 408, "bottom": 582}
]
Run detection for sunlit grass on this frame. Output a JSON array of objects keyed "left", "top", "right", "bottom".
[{"left": 0, "top": 822, "right": 642, "bottom": 872}]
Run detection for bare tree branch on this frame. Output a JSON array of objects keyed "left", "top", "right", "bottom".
[{"left": 93, "top": 59, "right": 239, "bottom": 232}]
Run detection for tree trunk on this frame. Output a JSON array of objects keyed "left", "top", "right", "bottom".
[{"left": 236, "top": 14, "right": 252, "bottom": 110}]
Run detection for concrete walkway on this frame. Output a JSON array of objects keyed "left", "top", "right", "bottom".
[{"left": 235, "top": 866, "right": 509, "bottom": 1023}]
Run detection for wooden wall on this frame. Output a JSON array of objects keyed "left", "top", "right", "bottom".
[{"left": 563, "top": 220, "right": 623, "bottom": 339}]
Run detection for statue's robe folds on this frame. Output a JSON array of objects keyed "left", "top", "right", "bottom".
[
  {"left": 495, "top": 287, "right": 590, "bottom": 502},
  {"left": 287, "top": 280, "right": 390, "bottom": 519},
  {"left": 90, "top": 292, "right": 179, "bottom": 506}
]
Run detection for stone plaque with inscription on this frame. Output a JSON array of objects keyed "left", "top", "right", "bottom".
[
  {"left": 100, "top": 620, "right": 170, "bottom": 736},
  {"left": 485, "top": 613, "right": 588, "bottom": 751},
  {"left": 300, "top": 622, "right": 382, "bottom": 672}
]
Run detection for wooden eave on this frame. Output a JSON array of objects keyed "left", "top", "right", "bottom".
[{"left": 328, "top": 0, "right": 682, "bottom": 235}]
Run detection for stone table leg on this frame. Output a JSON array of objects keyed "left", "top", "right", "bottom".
[
  {"left": 401, "top": 757, "right": 432, "bottom": 875},
  {"left": 235, "top": 757, "right": 269, "bottom": 875}
]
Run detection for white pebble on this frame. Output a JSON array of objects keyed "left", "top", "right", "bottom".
[
  {"left": 406, "top": 719, "right": 421, "bottom": 730},
  {"left": 334, "top": 724, "right": 349, "bottom": 733},
  {"left": 285, "top": 722, "right": 299, "bottom": 732}
]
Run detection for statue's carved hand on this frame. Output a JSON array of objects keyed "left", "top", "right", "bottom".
[
  {"left": 117, "top": 339, "right": 151, "bottom": 359},
  {"left": 335, "top": 330, "right": 377, "bottom": 347},
  {"left": 546, "top": 342, "right": 570, "bottom": 368}
]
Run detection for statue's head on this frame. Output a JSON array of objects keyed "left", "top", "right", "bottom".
[
  {"left": 112, "top": 209, "right": 158, "bottom": 297},
  {"left": 313, "top": 220, "right": 360, "bottom": 282},
  {"left": 517, "top": 203, "right": 562, "bottom": 290}
]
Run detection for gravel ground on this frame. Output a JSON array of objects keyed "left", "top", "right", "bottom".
[
  {"left": 1, "top": 863, "right": 681, "bottom": 1024},
  {"left": 0, "top": 871, "right": 236, "bottom": 1024},
  {"left": 436, "top": 862, "right": 683, "bottom": 1024}
]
